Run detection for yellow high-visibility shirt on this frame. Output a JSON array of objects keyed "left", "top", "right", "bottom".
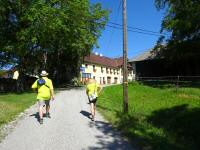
[
  {"left": 31, "top": 77, "right": 53, "bottom": 100},
  {"left": 86, "top": 82, "right": 101, "bottom": 97}
]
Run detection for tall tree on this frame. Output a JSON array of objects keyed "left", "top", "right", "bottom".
[
  {"left": 0, "top": 0, "right": 108, "bottom": 86},
  {"left": 154, "top": 0, "right": 200, "bottom": 61}
]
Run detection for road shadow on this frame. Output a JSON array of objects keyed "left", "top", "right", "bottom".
[
  {"left": 29, "top": 112, "right": 40, "bottom": 123},
  {"left": 80, "top": 110, "right": 91, "bottom": 120},
  {"left": 87, "top": 120, "right": 135, "bottom": 150}
]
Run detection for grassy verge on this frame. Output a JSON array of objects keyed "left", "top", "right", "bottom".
[
  {"left": 98, "top": 82, "right": 200, "bottom": 150},
  {"left": 0, "top": 92, "right": 36, "bottom": 129}
]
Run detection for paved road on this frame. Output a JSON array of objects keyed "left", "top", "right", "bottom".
[{"left": 0, "top": 88, "right": 135, "bottom": 150}]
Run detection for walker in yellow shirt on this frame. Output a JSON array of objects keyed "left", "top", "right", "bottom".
[
  {"left": 32, "top": 77, "right": 53, "bottom": 100},
  {"left": 86, "top": 82, "right": 101, "bottom": 97}
]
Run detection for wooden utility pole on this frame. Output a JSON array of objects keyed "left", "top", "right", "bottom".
[{"left": 123, "top": 0, "right": 128, "bottom": 112}]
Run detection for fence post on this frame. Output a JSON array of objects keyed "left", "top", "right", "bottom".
[{"left": 176, "top": 75, "right": 179, "bottom": 92}]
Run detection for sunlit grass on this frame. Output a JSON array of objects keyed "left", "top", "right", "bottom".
[
  {"left": 0, "top": 92, "right": 36, "bottom": 128},
  {"left": 98, "top": 82, "right": 200, "bottom": 150}
]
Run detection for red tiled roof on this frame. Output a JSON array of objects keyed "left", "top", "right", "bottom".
[
  {"left": 84, "top": 53, "right": 132, "bottom": 68},
  {"left": 84, "top": 54, "right": 120, "bottom": 68}
]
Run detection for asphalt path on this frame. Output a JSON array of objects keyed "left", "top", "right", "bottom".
[{"left": 0, "top": 88, "right": 135, "bottom": 150}]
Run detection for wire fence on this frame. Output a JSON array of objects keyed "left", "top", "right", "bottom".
[{"left": 135, "top": 76, "right": 200, "bottom": 89}]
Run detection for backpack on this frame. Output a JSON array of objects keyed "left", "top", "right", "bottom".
[{"left": 37, "top": 78, "right": 46, "bottom": 86}]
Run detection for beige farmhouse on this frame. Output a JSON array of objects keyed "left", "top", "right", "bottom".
[{"left": 80, "top": 53, "right": 134, "bottom": 84}]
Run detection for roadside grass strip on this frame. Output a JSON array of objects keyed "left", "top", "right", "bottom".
[
  {"left": 97, "top": 82, "right": 200, "bottom": 150},
  {"left": 0, "top": 93, "right": 36, "bottom": 129}
]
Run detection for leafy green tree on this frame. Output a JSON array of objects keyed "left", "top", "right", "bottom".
[
  {"left": 0, "top": 0, "right": 108, "bottom": 87},
  {"left": 154, "top": 0, "right": 200, "bottom": 61}
]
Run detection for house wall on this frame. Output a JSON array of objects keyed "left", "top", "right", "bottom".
[{"left": 80, "top": 63, "right": 134, "bottom": 84}]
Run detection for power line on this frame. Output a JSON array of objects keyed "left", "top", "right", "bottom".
[
  {"left": 35, "top": 13, "right": 168, "bottom": 37},
  {"left": 60, "top": 16, "right": 169, "bottom": 37},
  {"left": 108, "top": 21, "right": 171, "bottom": 36},
  {"left": 106, "top": 24, "right": 170, "bottom": 37}
]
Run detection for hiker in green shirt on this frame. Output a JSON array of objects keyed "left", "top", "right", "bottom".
[
  {"left": 32, "top": 70, "right": 55, "bottom": 124},
  {"left": 86, "top": 78, "right": 102, "bottom": 121}
]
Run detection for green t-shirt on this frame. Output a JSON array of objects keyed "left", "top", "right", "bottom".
[{"left": 32, "top": 77, "right": 53, "bottom": 100}]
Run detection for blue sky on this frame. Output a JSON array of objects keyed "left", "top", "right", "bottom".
[{"left": 91, "top": 0, "right": 165, "bottom": 59}]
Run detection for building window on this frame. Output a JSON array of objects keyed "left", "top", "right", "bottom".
[
  {"left": 110, "top": 68, "right": 112, "bottom": 74},
  {"left": 101, "top": 67, "right": 104, "bottom": 73},
  {"left": 106, "top": 68, "right": 109, "bottom": 74},
  {"left": 107, "top": 76, "right": 111, "bottom": 84},
  {"left": 103, "top": 77, "right": 106, "bottom": 84},
  {"left": 93, "top": 65, "right": 96, "bottom": 72},
  {"left": 93, "top": 76, "right": 95, "bottom": 79},
  {"left": 114, "top": 77, "right": 118, "bottom": 84}
]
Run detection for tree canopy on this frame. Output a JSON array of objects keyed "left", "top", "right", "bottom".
[
  {"left": 154, "top": 0, "right": 200, "bottom": 61},
  {"left": 0, "top": 0, "right": 108, "bottom": 84}
]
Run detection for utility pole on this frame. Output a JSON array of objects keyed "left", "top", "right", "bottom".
[{"left": 123, "top": 0, "right": 128, "bottom": 112}]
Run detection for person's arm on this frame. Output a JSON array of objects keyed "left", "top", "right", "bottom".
[
  {"left": 31, "top": 80, "right": 38, "bottom": 93},
  {"left": 31, "top": 80, "right": 38, "bottom": 89},
  {"left": 49, "top": 80, "right": 55, "bottom": 100},
  {"left": 86, "top": 88, "right": 89, "bottom": 96},
  {"left": 50, "top": 89, "right": 55, "bottom": 100},
  {"left": 97, "top": 84, "right": 102, "bottom": 94}
]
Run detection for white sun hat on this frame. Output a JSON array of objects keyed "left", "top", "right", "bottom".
[{"left": 40, "top": 70, "right": 48, "bottom": 76}]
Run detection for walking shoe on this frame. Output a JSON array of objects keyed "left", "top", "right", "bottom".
[
  {"left": 91, "top": 116, "right": 95, "bottom": 121},
  {"left": 40, "top": 119, "right": 43, "bottom": 124},
  {"left": 46, "top": 113, "right": 51, "bottom": 118}
]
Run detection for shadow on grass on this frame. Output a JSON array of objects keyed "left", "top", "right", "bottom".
[
  {"left": 87, "top": 120, "right": 135, "bottom": 150},
  {"left": 147, "top": 104, "right": 200, "bottom": 150},
  {"left": 113, "top": 112, "right": 180, "bottom": 150},
  {"left": 102, "top": 108, "right": 199, "bottom": 150}
]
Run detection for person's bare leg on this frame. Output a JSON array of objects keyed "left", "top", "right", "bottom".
[
  {"left": 90, "top": 103, "right": 95, "bottom": 120},
  {"left": 39, "top": 106, "right": 44, "bottom": 124},
  {"left": 46, "top": 105, "right": 50, "bottom": 114},
  {"left": 46, "top": 105, "right": 51, "bottom": 118},
  {"left": 39, "top": 106, "right": 43, "bottom": 118},
  {"left": 94, "top": 103, "right": 96, "bottom": 118}
]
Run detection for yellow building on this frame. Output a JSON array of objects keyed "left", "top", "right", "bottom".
[{"left": 80, "top": 53, "right": 134, "bottom": 84}]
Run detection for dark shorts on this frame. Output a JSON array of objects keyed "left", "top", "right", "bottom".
[{"left": 89, "top": 98, "right": 98, "bottom": 104}]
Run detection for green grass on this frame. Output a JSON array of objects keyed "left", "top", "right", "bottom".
[
  {"left": 0, "top": 70, "right": 6, "bottom": 76},
  {"left": 98, "top": 82, "right": 200, "bottom": 150},
  {"left": 0, "top": 92, "right": 36, "bottom": 128}
]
